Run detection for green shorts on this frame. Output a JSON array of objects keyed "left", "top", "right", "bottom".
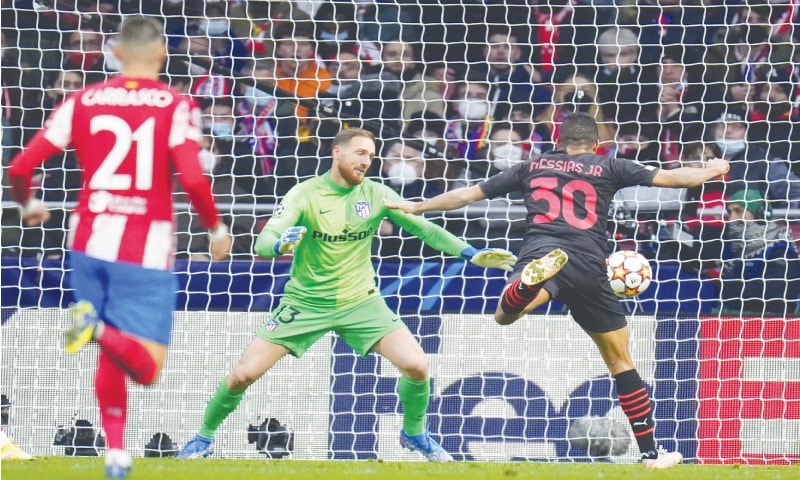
[{"left": 255, "top": 294, "right": 406, "bottom": 357}]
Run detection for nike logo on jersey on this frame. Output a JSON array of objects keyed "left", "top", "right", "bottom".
[{"left": 319, "top": 209, "right": 332, "bottom": 214}]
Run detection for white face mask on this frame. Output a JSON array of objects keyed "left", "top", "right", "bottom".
[
  {"left": 200, "top": 19, "right": 229, "bottom": 36},
  {"left": 716, "top": 139, "right": 746, "bottom": 157},
  {"left": 458, "top": 98, "right": 489, "bottom": 120},
  {"left": 491, "top": 143, "right": 524, "bottom": 171},
  {"left": 244, "top": 85, "right": 274, "bottom": 109},
  {"left": 198, "top": 149, "right": 217, "bottom": 173},
  {"left": 388, "top": 161, "right": 420, "bottom": 187}
]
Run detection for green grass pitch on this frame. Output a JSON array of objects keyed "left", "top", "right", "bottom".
[{"left": 2, "top": 458, "right": 798, "bottom": 480}]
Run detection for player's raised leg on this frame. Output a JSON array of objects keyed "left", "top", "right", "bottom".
[
  {"left": 178, "top": 337, "right": 289, "bottom": 458},
  {"left": 372, "top": 328, "right": 453, "bottom": 462},
  {"left": 587, "top": 327, "right": 683, "bottom": 469},
  {"left": 495, "top": 248, "right": 568, "bottom": 325}
]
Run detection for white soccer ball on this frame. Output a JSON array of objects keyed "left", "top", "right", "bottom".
[{"left": 606, "top": 250, "right": 652, "bottom": 297}]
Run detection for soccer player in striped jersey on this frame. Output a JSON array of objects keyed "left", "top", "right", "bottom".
[
  {"left": 177, "top": 128, "right": 516, "bottom": 462},
  {"left": 386, "top": 112, "right": 731, "bottom": 468},
  {"left": 8, "top": 16, "right": 231, "bottom": 478}
]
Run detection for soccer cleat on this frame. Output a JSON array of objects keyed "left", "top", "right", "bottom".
[
  {"left": 520, "top": 249, "right": 568, "bottom": 287},
  {"left": 399, "top": 429, "right": 453, "bottom": 462},
  {"left": 642, "top": 446, "right": 683, "bottom": 469},
  {"left": 0, "top": 438, "right": 33, "bottom": 460},
  {"left": 176, "top": 434, "right": 215, "bottom": 459},
  {"left": 64, "top": 301, "right": 99, "bottom": 354},
  {"left": 104, "top": 449, "right": 132, "bottom": 479}
]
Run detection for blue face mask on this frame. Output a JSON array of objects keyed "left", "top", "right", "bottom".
[
  {"left": 211, "top": 123, "right": 234, "bottom": 142},
  {"left": 716, "top": 139, "right": 746, "bottom": 157}
]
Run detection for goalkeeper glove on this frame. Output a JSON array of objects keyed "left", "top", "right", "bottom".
[
  {"left": 274, "top": 226, "right": 307, "bottom": 255},
  {"left": 460, "top": 246, "right": 518, "bottom": 272}
]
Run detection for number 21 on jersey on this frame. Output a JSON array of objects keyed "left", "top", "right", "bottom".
[{"left": 89, "top": 115, "right": 155, "bottom": 191}]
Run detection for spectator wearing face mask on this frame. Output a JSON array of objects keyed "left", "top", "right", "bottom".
[
  {"left": 717, "top": 189, "right": 800, "bottom": 316},
  {"left": 710, "top": 111, "right": 800, "bottom": 211},
  {"left": 402, "top": 112, "right": 455, "bottom": 193},
  {"left": 445, "top": 78, "right": 493, "bottom": 161},
  {"left": 445, "top": 122, "right": 528, "bottom": 252},
  {"left": 381, "top": 140, "right": 443, "bottom": 201}
]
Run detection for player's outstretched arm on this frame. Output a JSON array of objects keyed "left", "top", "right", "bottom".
[
  {"left": 383, "top": 185, "right": 487, "bottom": 214},
  {"left": 651, "top": 158, "right": 730, "bottom": 188}
]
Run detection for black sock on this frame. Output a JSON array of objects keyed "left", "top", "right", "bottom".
[
  {"left": 500, "top": 279, "right": 541, "bottom": 314},
  {"left": 615, "top": 369, "right": 657, "bottom": 458}
]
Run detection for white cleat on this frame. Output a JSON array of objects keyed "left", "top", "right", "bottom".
[{"left": 642, "top": 447, "right": 683, "bottom": 469}]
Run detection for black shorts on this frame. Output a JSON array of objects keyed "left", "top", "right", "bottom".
[{"left": 508, "top": 246, "right": 627, "bottom": 333}]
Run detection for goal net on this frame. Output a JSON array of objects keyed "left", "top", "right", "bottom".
[{"left": 1, "top": 0, "right": 799, "bottom": 465}]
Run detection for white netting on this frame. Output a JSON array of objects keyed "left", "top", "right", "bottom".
[{"left": 1, "top": 0, "right": 800, "bottom": 465}]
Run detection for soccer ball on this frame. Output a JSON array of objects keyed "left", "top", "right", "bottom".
[
  {"left": 567, "top": 416, "right": 631, "bottom": 457},
  {"left": 606, "top": 250, "right": 652, "bottom": 297}
]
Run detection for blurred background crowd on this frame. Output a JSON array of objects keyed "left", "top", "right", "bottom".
[{"left": 1, "top": 0, "right": 799, "bottom": 314}]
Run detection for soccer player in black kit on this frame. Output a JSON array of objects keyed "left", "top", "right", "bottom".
[{"left": 385, "top": 112, "right": 730, "bottom": 468}]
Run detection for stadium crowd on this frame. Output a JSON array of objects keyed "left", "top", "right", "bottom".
[{"left": 2, "top": 0, "right": 800, "bottom": 313}]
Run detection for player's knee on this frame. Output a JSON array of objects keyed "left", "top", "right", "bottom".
[
  {"left": 494, "top": 312, "right": 518, "bottom": 326},
  {"left": 401, "top": 356, "right": 429, "bottom": 381},
  {"left": 228, "top": 365, "right": 261, "bottom": 388}
]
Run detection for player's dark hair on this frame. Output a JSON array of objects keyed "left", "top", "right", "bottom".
[
  {"left": 119, "top": 15, "right": 164, "bottom": 46},
  {"left": 558, "top": 112, "right": 599, "bottom": 148},
  {"left": 333, "top": 128, "right": 375, "bottom": 148}
]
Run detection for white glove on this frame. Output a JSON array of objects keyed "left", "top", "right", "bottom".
[
  {"left": 274, "top": 226, "right": 307, "bottom": 255},
  {"left": 464, "top": 247, "right": 518, "bottom": 272}
]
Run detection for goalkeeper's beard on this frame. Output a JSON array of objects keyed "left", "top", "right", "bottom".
[{"left": 338, "top": 163, "right": 366, "bottom": 186}]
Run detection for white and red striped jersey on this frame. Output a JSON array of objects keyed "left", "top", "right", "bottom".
[{"left": 9, "top": 76, "right": 220, "bottom": 270}]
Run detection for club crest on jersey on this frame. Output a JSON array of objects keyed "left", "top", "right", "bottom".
[
  {"left": 265, "top": 318, "right": 279, "bottom": 332},
  {"left": 354, "top": 201, "right": 371, "bottom": 218}
]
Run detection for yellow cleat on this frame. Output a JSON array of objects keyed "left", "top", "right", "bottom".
[
  {"left": 64, "top": 301, "right": 98, "bottom": 354},
  {"left": 520, "top": 249, "right": 569, "bottom": 287},
  {"left": 0, "top": 438, "right": 33, "bottom": 460}
]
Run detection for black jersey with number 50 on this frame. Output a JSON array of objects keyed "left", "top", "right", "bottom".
[{"left": 479, "top": 150, "right": 658, "bottom": 261}]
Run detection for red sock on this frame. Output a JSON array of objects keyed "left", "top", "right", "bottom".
[
  {"left": 96, "top": 325, "right": 158, "bottom": 385},
  {"left": 500, "top": 279, "right": 541, "bottom": 314},
  {"left": 96, "top": 351, "right": 127, "bottom": 451}
]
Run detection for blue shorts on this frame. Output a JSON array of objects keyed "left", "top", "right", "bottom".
[{"left": 69, "top": 251, "right": 177, "bottom": 345}]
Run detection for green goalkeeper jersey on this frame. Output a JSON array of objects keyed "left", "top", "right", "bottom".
[{"left": 254, "top": 172, "right": 470, "bottom": 309}]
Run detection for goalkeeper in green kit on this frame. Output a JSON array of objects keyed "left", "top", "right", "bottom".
[{"left": 177, "top": 128, "right": 516, "bottom": 461}]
